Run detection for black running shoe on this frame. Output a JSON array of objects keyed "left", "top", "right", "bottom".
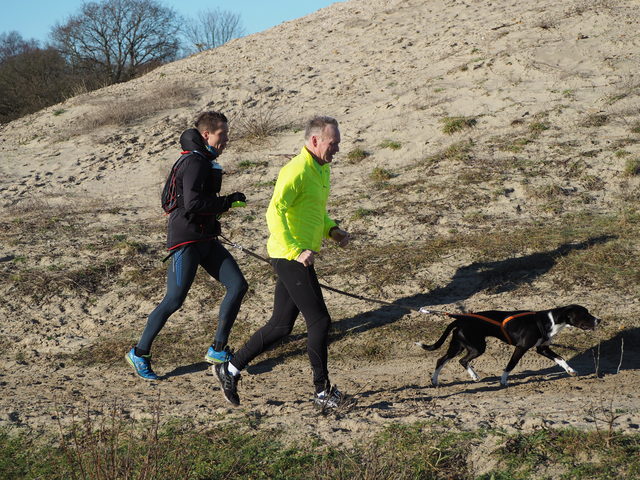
[{"left": 214, "top": 362, "right": 240, "bottom": 406}]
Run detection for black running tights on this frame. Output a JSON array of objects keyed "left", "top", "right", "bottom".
[
  {"left": 231, "top": 258, "right": 331, "bottom": 393},
  {"left": 137, "top": 240, "right": 248, "bottom": 354}
]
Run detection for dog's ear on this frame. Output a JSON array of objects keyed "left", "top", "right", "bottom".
[{"left": 555, "top": 304, "right": 584, "bottom": 324}]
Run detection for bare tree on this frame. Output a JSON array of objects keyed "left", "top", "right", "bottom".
[
  {"left": 185, "top": 9, "right": 245, "bottom": 53},
  {"left": 50, "top": 0, "right": 181, "bottom": 84},
  {"left": 0, "top": 31, "right": 39, "bottom": 63}
]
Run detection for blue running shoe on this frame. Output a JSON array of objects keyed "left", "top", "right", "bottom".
[
  {"left": 205, "top": 346, "right": 233, "bottom": 364},
  {"left": 126, "top": 347, "right": 159, "bottom": 380}
]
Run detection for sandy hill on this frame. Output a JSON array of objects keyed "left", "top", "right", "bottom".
[{"left": 1, "top": 0, "right": 639, "bottom": 458}]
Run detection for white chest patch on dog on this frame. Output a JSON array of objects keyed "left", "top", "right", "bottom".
[{"left": 547, "top": 311, "right": 567, "bottom": 338}]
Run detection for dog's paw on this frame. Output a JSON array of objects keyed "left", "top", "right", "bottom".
[{"left": 568, "top": 369, "right": 578, "bottom": 376}]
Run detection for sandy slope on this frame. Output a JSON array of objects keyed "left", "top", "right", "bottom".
[{"left": 1, "top": 0, "right": 639, "bottom": 456}]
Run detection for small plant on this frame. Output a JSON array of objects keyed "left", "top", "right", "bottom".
[
  {"left": 351, "top": 207, "right": 378, "bottom": 220},
  {"left": 379, "top": 139, "right": 402, "bottom": 150},
  {"left": 370, "top": 167, "right": 394, "bottom": 182},
  {"left": 581, "top": 113, "right": 609, "bottom": 128},
  {"left": 630, "top": 121, "right": 640, "bottom": 134},
  {"left": 53, "top": 108, "right": 67, "bottom": 116},
  {"left": 238, "top": 159, "right": 268, "bottom": 169},
  {"left": 580, "top": 174, "right": 605, "bottom": 190},
  {"left": 529, "top": 121, "right": 550, "bottom": 133},
  {"left": 346, "top": 147, "right": 370, "bottom": 163},
  {"left": 441, "top": 116, "right": 477, "bottom": 134},
  {"left": 427, "top": 140, "right": 474, "bottom": 164},
  {"left": 623, "top": 158, "right": 640, "bottom": 176},
  {"left": 499, "top": 137, "right": 531, "bottom": 153},
  {"left": 254, "top": 179, "right": 277, "bottom": 188}
]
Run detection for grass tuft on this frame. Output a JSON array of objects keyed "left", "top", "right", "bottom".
[
  {"left": 623, "top": 158, "right": 640, "bottom": 177},
  {"left": 581, "top": 113, "right": 609, "bottom": 128},
  {"left": 346, "top": 147, "right": 370, "bottom": 163},
  {"left": 379, "top": 139, "right": 402, "bottom": 150},
  {"left": 370, "top": 167, "right": 395, "bottom": 182},
  {"left": 441, "top": 116, "right": 477, "bottom": 134}
]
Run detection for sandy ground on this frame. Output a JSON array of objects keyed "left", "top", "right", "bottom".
[{"left": 1, "top": 0, "right": 639, "bottom": 451}]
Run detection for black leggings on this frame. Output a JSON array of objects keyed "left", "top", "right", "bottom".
[
  {"left": 137, "top": 240, "right": 248, "bottom": 353},
  {"left": 231, "top": 258, "right": 331, "bottom": 393}
]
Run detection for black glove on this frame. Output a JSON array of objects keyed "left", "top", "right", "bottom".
[
  {"left": 227, "top": 192, "right": 246, "bottom": 204},
  {"left": 223, "top": 192, "right": 246, "bottom": 211}
]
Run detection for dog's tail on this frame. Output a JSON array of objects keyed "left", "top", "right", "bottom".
[{"left": 415, "top": 321, "right": 459, "bottom": 351}]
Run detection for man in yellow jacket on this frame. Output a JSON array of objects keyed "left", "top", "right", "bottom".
[{"left": 214, "top": 116, "right": 350, "bottom": 408}]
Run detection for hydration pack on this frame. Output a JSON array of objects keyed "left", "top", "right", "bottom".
[
  {"left": 161, "top": 150, "right": 209, "bottom": 214},
  {"left": 160, "top": 153, "right": 189, "bottom": 214}
]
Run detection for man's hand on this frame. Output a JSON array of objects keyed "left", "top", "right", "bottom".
[
  {"left": 330, "top": 227, "right": 350, "bottom": 247},
  {"left": 296, "top": 249, "right": 315, "bottom": 266}
]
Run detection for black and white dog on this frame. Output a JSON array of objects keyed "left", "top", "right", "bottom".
[{"left": 416, "top": 305, "right": 600, "bottom": 386}]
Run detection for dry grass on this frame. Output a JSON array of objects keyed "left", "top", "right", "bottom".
[
  {"left": 233, "top": 104, "right": 290, "bottom": 142},
  {"left": 581, "top": 113, "right": 609, "bottom": 128},
  {"left": 425, "top": 140, "right": 474, "bottom": 164},
  {"left": 68, "top": 83, "right": 196, "bottom": 135}
]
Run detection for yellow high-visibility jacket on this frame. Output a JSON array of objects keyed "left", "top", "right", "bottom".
[{"left": 266, "top": 146, "right": 337, "bottom": 260}]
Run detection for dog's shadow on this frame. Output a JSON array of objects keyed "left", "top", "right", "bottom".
[
  {"left": 565, "top": 327, "right": 640, "bottom": 375},
  {"left": 391, "top": 234, "right": 616, "bottom": 313}
]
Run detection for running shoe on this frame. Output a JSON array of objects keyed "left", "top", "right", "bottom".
[
  {"left": 125, "top": 347, "right": 159, "bottom": 380},
  {"left": 204, "top": 345, "right": 233, "bottom": 364},
  {"left": 214, "top": 362, "right": 240, "bottom": 406},
  {"left": 314, "top": 385, "right": 346, "bottom": 409}
]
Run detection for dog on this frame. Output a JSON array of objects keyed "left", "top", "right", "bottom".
[{"left": 416, "top": 305, "right": 600, "bottom": 386}]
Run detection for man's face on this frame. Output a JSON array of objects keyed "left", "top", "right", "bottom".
[
  {"left": 202, "top": 122, "right": 229, "bottom": 153},
  {"left": 309, "top": 125, "right": 340, "bottom": 164}
]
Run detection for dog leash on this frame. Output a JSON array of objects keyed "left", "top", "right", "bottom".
[
  {"left": 218, "top": 235, "right": 428, "bottom": 314},
  {"left": 217, "top": 236, "right": 550, "bottom": 346}
]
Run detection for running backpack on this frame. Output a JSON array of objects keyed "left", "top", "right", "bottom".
[{"left": 161, "top": 153, "right": 190, "bottom": 213}]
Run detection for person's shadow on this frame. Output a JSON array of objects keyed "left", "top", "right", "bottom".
[{"left": 246, "top": 234, "right": 616, "bottom": 373}]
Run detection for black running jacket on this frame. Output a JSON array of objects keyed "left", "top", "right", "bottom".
[{"left": 166, "top": 128, "right": 232, "bottom": 249}]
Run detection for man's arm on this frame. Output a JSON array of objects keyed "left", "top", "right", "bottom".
[{"left": 266, "top": 171, "right": 304, "bottom": 260}]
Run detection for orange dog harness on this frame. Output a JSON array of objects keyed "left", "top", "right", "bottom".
[{"left": 453, "top": 311, "right": 536, "bottom": 345}]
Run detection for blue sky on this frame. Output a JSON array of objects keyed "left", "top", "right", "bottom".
[{"left": 0, "top": 1, "right": 344, "bottom": 44}]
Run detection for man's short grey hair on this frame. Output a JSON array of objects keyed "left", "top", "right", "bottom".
[{"left": 304, "top": 116, "right": 338, "bottom": 140}]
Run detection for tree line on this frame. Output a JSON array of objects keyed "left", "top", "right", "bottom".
[{"left": 0, "top": 0, "right": 243, "bottom": 124}]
